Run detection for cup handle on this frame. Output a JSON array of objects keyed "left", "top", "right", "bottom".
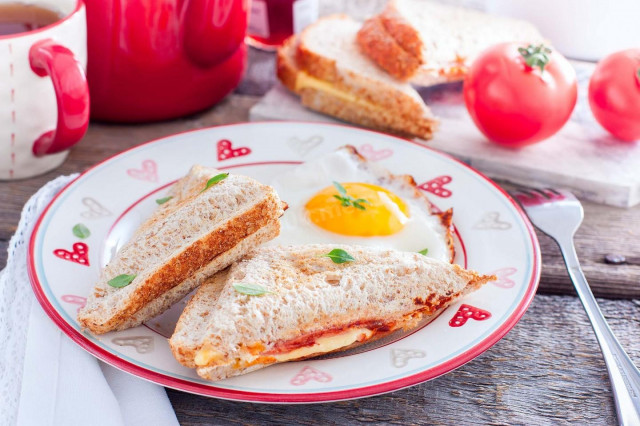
[
  {"left": 29, "top": 39, "right": 90, "bottom": 157},
  {"left": 182, "top": 0, "right": 247, "bottom": 68}
]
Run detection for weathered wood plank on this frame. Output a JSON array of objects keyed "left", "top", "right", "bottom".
[{"left": 166, "top": 295, "right": 639, "bottom": 425}]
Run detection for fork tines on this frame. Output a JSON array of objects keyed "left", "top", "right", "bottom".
[{"left": 512, "top": 187, "right": 566, "bottom": 207}]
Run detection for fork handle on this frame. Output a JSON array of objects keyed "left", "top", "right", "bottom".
[{"left": 558, "top": 238, "right": 640, "bottom": 425}]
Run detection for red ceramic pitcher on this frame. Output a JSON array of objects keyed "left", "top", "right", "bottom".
[{"left": 85, "top": 0, "right": 247, "bottom": 122}]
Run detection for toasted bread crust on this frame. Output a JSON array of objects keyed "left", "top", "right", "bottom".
[
  {"left": 78, "top": 173, "right": 285, "bottom": 334},
  {"left": 379, "top": 6, "right": 423, "bottom": 61},
  {"left": 296, "top": 17, "right": 427, "bottom": 121},
  {"left": 276, "top": 35, "right": 299, "bottom": 93},
  {"left": 357, "top": 15, "right": 421, "bottom": 81},
  {"left": 357, "top": 0, "right": 544, "bottom": 84},
  {"left": 115, "top": 222, "right": 281, "bottom": 332},
  {"left": 299, "top": 86, "right": 435, "bottom": 140},
  {"left": 276, "top": 17, "right": 438, "bottom": 140},
  {"left": 80, "top": 194, "right": 282, "bottom": 334}
]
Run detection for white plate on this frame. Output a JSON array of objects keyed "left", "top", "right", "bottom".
[{"left": 28, "top": 122, "right": 540, "bottom": 402}]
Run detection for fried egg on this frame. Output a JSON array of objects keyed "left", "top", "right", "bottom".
[{"left": 270, "top": 146, "right": 454, "bottom": 262}]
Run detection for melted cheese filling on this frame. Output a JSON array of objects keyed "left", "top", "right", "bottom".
[
  {"left": 194, "top": 328, "right": 374, "bottom": 368},
  {"left": 194, "top": 345, "right": 224, "bottom": 367},
  {"left": 295, "top": 72, "right": 381, "bottom": 110},
  {"left": 271, "top": 328, "right": 373, "bottom": 362}
]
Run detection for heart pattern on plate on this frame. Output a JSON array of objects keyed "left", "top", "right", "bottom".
[
  {"left": 61, "top": 295, "right": 87, "bottom": 312},
  {"left": 418, "top": 175, "right": 452, "bottom": 198},
  {"left": 391, "top": 348, "right": 426, "bottom": 368},
  {"left": 112, "top": 336, "right": 154, "bottom": 354},
  {"left": 290, "top": 366, "right": 332, "bottom": 386},
  {"left": 53, "top": 242, "right": 90, "bottom": 266},
  {"left": 80, "top": 197, "right": 111, "bottom": 219},
  {"left": 449, "top": 304, "right": 491, "bottom": 327},
  {"left": 217, "top": 139, "right": 251, "bottom": 161},
  {"left": 473, "top": 211, "right": 511, "bottom": 230},
  {"left": 358, "top": 143, "right": 393, "bottom": 161},
  {"left": 28, "top": 122, "right": 539, "bottom": 401},
  {"left": 287, "top": 135, "right": 323, "bottom": 157},
  {"left": 127, "top": 159, "right": 158, "bottom": 182},
  {"left": 490, "top": 267, "right": 518, "bottom": 289}
]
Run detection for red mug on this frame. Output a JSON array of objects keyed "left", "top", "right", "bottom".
[{"left": 85, "top": 0, "right": 248, "bottom": 122}]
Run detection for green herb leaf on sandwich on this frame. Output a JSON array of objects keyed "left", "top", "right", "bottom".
[
  {"left": 201, "top": 173, "right": 229, "bottom": 193},
  {"left": 233, "top": 282, "right": 274, "bottom": 296},
  {"left": 108, "top": 274, "right": 137, "bottom": 288},
  {"left": 321, "top": 248, "right": 355, "bottom": 264},
  {"left": 418, "top": 248, "right": 429, "bottom": 255}
]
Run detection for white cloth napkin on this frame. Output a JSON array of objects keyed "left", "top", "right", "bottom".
[{"left": 0, "top": 175, "right": 179, "bottom": 426}]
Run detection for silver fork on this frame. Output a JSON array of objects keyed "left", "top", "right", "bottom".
[{"left": 513, "top": 188, "right": 640, "bottom": 425}]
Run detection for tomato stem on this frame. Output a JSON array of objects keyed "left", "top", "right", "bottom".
[{"left": 518, "top": 44, "right": 552, "bottom": 73}]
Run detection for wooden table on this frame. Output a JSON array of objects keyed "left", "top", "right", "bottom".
[{"left": 2, "top": 47, "right": 639, "bottom": 425}]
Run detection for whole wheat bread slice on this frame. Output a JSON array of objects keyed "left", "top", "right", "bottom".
[
  {"left": 276, "top": 15, "right": 438, "bottom": 140},
  {"left": 78, "top": 166, "right": 286, "bottom": 334},
  {"left": 358, "top": 0, "right": 544, "bottom": 83},
  {"left": 170, "top": 244, "right": 494, "bottom": 380}
]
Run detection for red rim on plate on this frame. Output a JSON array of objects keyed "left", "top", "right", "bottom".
[{"left": 27, "top": 122, "right": 541, "bottom": 403}]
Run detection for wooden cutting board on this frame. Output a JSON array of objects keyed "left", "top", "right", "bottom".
[{"left": 250, "top": 62, "right": 640, "bottom": 208}]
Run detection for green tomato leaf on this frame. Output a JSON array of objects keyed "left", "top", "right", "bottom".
[
  {"left": 155, "top": 196, "right": 173, "bottom": 205},
  {"left": 321, "top": 248, "right": 356, "bottom": 264},
  {"left": 72, "top": 223, "right": 91, "bottom": 239},
  {"left": 201, "top": 173, "right": 229, "bottom": 193},
  {"left": 108, "top": 274, "right": 137, "bottom": 288},
  {"left": 418, "top": 248, "right": 429, "bottom": 256},
  {"left": 519, "top": 43, "right": 552, "bottom": 73},
  {"left": 233, "top": 282, "right": 273, "bottom": 296}
]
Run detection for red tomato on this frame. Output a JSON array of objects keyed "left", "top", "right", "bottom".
[
  {"left": 464, "top": 43, "right": 578, "bottom": 147},
  {"left": 588, "top": 49, "right": 640, "bottom": 141}
]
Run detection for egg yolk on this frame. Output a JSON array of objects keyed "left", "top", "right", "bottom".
[{"left": 305, "top": 183, "right": 410, "bottom": 236}]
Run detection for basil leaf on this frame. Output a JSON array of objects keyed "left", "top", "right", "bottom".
[
  {"left": 72, "top": 223, "right": 91, "bottom": 239},
  {"left": 233, "top": 282, "right": 273, "bottom": 296},
  {"left": 201, "top": 173, "right": 229, "bottom": 193},
  {"left": 108, "top": 274, "right": 137, "bottom": 288},
  {"left": 155, "top": 196, "right": 173, "bottom": 205},
  {"left": 418, "top": 248, "right": 429, "bottom": 256},
  {"left": 321, "top": 248, "right": 355, "bottom": 264}
]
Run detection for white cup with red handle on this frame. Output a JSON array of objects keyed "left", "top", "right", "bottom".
[{"left": 0, "top": 0, "right": 89, "bottom": 180}]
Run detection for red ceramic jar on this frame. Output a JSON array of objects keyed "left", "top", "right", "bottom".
[{"left": 85, "top": 0, "right": 247, "bottom": 122}]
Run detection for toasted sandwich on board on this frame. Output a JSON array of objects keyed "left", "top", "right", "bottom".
[
  {"left": 277, "top": 14, "right": 438, "bottom": 140},
  {"left": 357, "top": 0, "right": 544, "bottom": 85},
  {"left": 78, "top": 166, "right": 286, "bottom": 334},
  {"left": 170, "top": 244, "right": 495, "bottom": 381}
]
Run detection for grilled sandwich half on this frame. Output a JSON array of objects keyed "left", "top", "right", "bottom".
[
  {"left": 277, "top": 14, "right": 438, "bottom": 140},
  {"left": 170, "top": 244, "right": 494, "bottom": 381},
  {"left": 78, "top": 166, "right": 286, "bottom": 334},
  {"left": 357, "top": 0, "right": 544, "bottom": 84}
]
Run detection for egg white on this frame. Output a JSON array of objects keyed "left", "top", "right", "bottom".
[{"left": 269, "top": 149, "right": 452, "bottom": 262}]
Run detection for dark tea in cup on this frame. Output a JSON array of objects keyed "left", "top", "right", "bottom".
[{"left": 0, "top": 3, "right": 62, "bottom": 36}]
